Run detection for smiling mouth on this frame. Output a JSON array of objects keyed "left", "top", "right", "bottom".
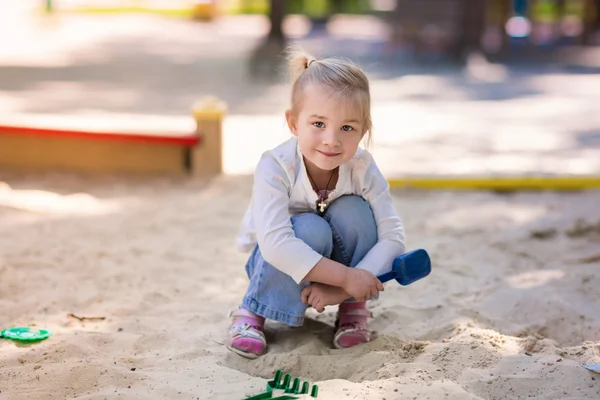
[{"left": 318, "top": 150, "right": 341, "bottom": 157}]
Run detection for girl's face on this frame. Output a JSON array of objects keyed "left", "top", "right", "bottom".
[{"left": 286, "top": 84, "right": 366, "bottom": 176}]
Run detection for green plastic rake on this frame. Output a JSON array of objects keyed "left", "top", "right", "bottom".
[{"left": 244, "top": 370, "right": 319, "bottom": 399}]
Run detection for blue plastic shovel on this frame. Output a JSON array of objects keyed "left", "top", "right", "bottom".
[{"left": 377, "top": 249, "right": 431, "bottom": 286}]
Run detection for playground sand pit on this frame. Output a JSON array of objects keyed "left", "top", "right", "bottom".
[{"left": 0, "top": 172, "right": 599, "bottom": 399}]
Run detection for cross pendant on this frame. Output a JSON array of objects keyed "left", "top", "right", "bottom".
[{"left": 317, "top": 200, "right": 326, "bottom": 213}]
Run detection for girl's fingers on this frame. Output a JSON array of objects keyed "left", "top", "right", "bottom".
[
  {"left": 301, "top": 287, "right": 311, "bottom": 304},
  {"left": 308, "top": 292, "right": 317, "bottom": 307},
  {"left": 317, "top": 300, "right": 325, "bottom": 313}
]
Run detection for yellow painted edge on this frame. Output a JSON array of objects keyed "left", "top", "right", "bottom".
[
  {"left": 192, "top": 97, "right": 228, "bottom": 120},
  {"left": 387, "top": 177, "right": 600, "bottom": 190},
  {"left": 192, "top": 111, "right": 226, "bottom": 120}
]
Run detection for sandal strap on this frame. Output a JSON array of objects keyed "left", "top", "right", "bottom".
[
  {"left": 338, "top": 308, "right": 373, "bottom": 318},
  {"left": 228, "top": 308, "right": 266, "bottom": 344},
  {"left": 229, "top": 308, "right": 265, "bottom": 329},
  {"left": 333, "top": 322, "right": 371, "bottom": 349},
  {"left": 334, "top": 303, "right": 372, "bottom": 348},
  {"left": 229, "top": 322, "right": 266, "bottom": 343},
  {"left": 336, "top": 322, "right": 370, "bottom": 332},
  {"left": 336, "top": 307, "right": 372, "bottom": 331}
]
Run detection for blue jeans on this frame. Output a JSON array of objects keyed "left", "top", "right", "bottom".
[{"left": 241, "top": 195, "right": 378, "bottom": 327}]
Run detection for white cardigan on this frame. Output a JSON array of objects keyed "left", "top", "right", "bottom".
[{"left": 236, "top": 137, "right": 405, "bottom": 284}]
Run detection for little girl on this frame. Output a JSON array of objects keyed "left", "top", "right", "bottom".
[{"left": 229, "top": 46, "right": 405, "bottom": 359}]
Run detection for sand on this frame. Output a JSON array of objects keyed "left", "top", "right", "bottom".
[
  {"left": 1, "top": 3, "right": 600, "bottom": 399},
  {"left": 1, "top": 172, "right": 599, "bottom": 400}
]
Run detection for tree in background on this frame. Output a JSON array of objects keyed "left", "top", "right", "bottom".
[
  {"left": 454, "top": 0, "right": 487, "bottom": 60},
  {"left": 248, "top": 0, "right": 286, "bottom": 78},
  {"left": 583, "top": 0, "right": 600, "bottom": 44}
]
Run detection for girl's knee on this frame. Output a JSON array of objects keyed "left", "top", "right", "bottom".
[
  {"left": 329, "top": 195, "right": 369, "bottom": 212},
  {"left": 324, "top": 196, "right": 378, "bottom": 254},
  {"left": 291, "top": 213, "right": 333, "bottom": 256},
  {"left": 326, "top": 195, "right": 374, "bottom": 227}
]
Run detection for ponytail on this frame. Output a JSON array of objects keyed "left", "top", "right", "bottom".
[{"left": 284, "top": 45, "right": 317, "bottom": 86}]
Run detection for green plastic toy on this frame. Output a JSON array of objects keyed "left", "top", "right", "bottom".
[
  {"left": 244, "top": 370, "right": 319, "bottom": 400},
  {"left": 0, "top": 327, "right": 52, "bottom": 342}
]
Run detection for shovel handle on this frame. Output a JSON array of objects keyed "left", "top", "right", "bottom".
[{"left": 377, "top": 270, "right": 396, "bottom": 283}]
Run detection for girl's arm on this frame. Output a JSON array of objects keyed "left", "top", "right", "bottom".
[
  {"left": 251, "top": 153, "right": 349, "bottom": 285},
  {"left": 353, "top": 153, "right": 406, "bottom": 277}
]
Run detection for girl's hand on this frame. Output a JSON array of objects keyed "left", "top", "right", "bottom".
[
  {"left": 342, "top": 268, "right": 383, "bottom": 302},
  {"left": 301, "top": 283, "right": 350, "bottom": 312}
]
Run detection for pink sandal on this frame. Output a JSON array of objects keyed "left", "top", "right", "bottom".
[
  {"left": 227, "top": 308, "right": 267, "bottom": 359},
  {"left": 333, "top": 301, "right": 373, "bottom": 349}
]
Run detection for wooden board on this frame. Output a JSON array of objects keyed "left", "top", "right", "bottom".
[{"left": 0, "top": 128, "right": 193, "bottom": 174}]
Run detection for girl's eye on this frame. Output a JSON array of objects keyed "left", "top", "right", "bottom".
[
  {"left": 313, "top": 121, "right": 324, "bottom": 128},
  {"left": 341, "top": 125, "right": 354, "bottom": 132}
]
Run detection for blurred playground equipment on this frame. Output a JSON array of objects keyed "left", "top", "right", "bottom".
[
  {"left": 43, "top": 0, "right": 600, "bottom": 59},
  {"left": 0, "top": 98, "right": 226, "bottom": 175},
  {"left": 1, "top": 96, "right": 600, "bottom": 190},
  {"left": 1, "top": 1, "right": 598, "bottom": 190}
]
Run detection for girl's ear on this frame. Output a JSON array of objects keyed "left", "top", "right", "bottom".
[{"left": 285, "top": 109, "right": 298, "bottom": 136}]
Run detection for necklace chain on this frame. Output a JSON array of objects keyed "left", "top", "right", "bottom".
[{"left": 305, "top": 167, "right": 337, "bottom": 214}]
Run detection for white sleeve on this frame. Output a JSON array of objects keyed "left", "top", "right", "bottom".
[
  {"left": 251, "top": 153, "right": 324, "bottom": 284},
  {"left": 354, "top": 155, "right": 406, "bottom": 277}
]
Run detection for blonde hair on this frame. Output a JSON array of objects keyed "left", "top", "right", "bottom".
[{"left": 284, "top": 46, "right": 372, "bottom": 146}]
